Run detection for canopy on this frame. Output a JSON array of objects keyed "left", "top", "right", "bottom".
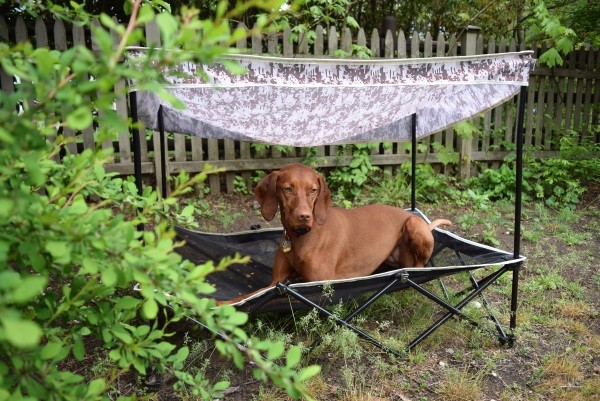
[{"left": 127, "top": 48, "right": 535, "bottom": 146}]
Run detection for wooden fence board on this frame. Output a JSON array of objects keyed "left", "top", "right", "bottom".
[
  {"left": 544, "top": 76, "right": 556, "bottom": 150},
  {"left": 52, "top": 19, "right": 78, "bottom": 155},
  {"left": 0, "top": 17, "right": 15, "bottom": 95},
  {"left": 573, "top": 49, "right": 586, "bottom": 140},
  {"left": 144, "top": 20, "right": 164, "bottom": 195},
  {"left": 581, "top": 48, "right": 596, "bottom": 139},
  {"left": 593, "top": 52, "right": 600, "bottom": 143},
  {"left": 564, "top": 50, "right": 577, "bottom": 133}
]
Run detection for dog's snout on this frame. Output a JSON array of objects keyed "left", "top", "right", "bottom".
[{"left": 298, "top": 212, "right": 311, "bottom": 222}]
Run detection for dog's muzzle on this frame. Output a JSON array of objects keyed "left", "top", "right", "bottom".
[{"left": 293, "top": 227, "right": 311, "bottom": 236}]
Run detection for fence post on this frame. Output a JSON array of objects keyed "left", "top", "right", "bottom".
[{"left": 458, "top": 25, "right": 481, "bottom": 179}]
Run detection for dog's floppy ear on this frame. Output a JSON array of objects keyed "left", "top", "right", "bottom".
[
  {"left": 254, "top": 171, "right": 279, "bottom": 221},
  {"left": 314, "top": 174, "right": 331, "bottom": 225}
]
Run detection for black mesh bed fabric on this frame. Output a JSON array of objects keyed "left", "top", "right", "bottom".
[{"left": 175, "top": 210, "right": 524, "bottom": 314}]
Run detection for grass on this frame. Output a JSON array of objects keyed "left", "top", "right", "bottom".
[{"left": 165, "top": 181, "right": 600, "bottom": 401}]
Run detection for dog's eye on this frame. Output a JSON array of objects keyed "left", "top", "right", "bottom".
[
  {"left": 283, "top": 187, "right": 292, "bottom": 193},
  {"left": 310, "top": 189, "right": 318, "bottom": 195}
]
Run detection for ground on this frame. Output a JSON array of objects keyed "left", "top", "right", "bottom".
[{"left": 151, "top": 183, "right": 599, "bottom": 401}]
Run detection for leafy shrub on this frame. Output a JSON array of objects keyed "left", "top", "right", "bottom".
[
  {"left": 368, "top": 162, "right": 459, "bottom": 206},
  {"left": 0, "top": 1, "right": 319, "bottom": 400},
  {"left": 327, "top": 143, "right": 383, "bottom": 200},
  {"left": 469, "top": 133, "right": 600, "bottom": 209}
]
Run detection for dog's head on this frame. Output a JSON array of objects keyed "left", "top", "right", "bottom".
[{"left": 254, "top": 163, "right": 331, "bottom": 235}]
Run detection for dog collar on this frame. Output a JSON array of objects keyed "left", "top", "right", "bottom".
[{"left": 281, "top": 231, "right": 292, "bottom": 253}]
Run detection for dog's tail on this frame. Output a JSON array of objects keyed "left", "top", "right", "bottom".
[{"left": 428, "top": 219, "right": 452, "bottom": 230}]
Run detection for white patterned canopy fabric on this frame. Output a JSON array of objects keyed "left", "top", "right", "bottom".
[{"left": 128, "top": 48, "right": 535, "bottom": 146}]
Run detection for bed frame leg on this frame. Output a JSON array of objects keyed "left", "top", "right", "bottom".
[
  {"left": 509, "top": 85, "right": 527, "bottom": 346},
  {"left": 276, "top": 283, "right": 406, "bottom": 358}
]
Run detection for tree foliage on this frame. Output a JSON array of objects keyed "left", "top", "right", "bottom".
[{"left": 0, "top": 0, "right": 320, "bottom": 399}]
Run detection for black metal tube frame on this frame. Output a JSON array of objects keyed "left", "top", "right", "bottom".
[
  {"left": 273, "top": 262, "right": 518, "bottom": 357},
  {"left": 509, "top": 86, "right": 527, "bottom": 343},
  {"left": 157, "top": 105, "right": 168, "bottom": 199},
  {"left": 128, "top": 91, "right": 144, "bottom": 232},
  {"left": 128, "top": 83, "right": 528, "bottom": 354},
  {"left": 411, "top": 113, "right": 417, "bottom": 211}
]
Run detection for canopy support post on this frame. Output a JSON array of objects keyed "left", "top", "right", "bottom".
[
  {"left": 509, "top": 85, "right": 527, "bottom": 344},
  {"left": 157, "top": 106, "right": 168, "bottom": 199},
  {"left": 411, "top": 113, "right": 417, "bottom": 211},
  {"left": 129, "top": 91, "right": 144, "bottom": 231}
]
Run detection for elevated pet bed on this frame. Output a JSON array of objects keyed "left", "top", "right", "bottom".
[{"left": 127, "top": 49, "right": 535, "bottom": 355}]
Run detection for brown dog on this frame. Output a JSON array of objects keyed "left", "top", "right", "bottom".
[{"left": 223, "top": 163, "right": 451, "bottom": 304}]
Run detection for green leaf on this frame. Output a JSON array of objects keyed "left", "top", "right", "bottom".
[
  {"left": 80, "top": 258, "right": 99, "bottom": 274},
  {"left": 45, "top": 241, "right": 72, "bottom": 264},
  {"left": 116, "top": 296, "right": 141, "bottom": 310},
  {"left": 132, "top": 358, "right": 146, "bottom": 374},
  {"left": 73, "top": 337, "right": 85, "bottom": 361},
  {"left": 85, "top": 378, "right": 106, "bottom": 398},
  {"left": 155, "top": 13, "right": 178, "bottom": 44},
  {"left": 111, "top": 326, "right": 133, "bottom": 344},
  {"left": 9, "top": 275, "right": 47, "bottom": 304},
  {"left": 0, "top": 199, "right": 14, "bottom": 220},
  {"left": 101, "top": 266, "right": 118, "bottom": 286},
  {"left": 32, "top": 48, "right": 56, "bottom": 77},
  {"left": 295, "top": 365, "right": 321, "bottom": 383},
  {"left": 137, "top": 4, "right": 156, "bottom": 24},
  {"left": 267, "top": 341, "right": 285, "bottom": 360},
  {"left": 180, "top": 204, "right": 195, "bottom": 218},
  {"left": 226, "top": 311, "right": 248, "bottom": 326},
  {"left": 0, "top": 270, "right": 20, "bottom": 290},
  {"left": 66, "top": 106, "right": 93, "bottom": 130},
  {"left": 1, "top": 316, "right": 43, "bottom": 348},
  {"left": 23, "top": 153, "right": 45, "bottom": 185},
  {"left": 346, "top": 16, "right": 358, "bottom": 28},
  {"left": 539, "top": 48, "right": 563, "bottom": 68},
  {"left": 213, "top": 380, "right": 230, "bottom": 391},
  {"left": 220, "top": 59, "right": 247, "bottom": 75},
  {"left": 285, "top": 346, "right": 301, "bottom": 368},
  {"left": 171, "top": 346, "right": 189, "bottom": 364},
  {"left": 41, "top": 341, "right": 64, "bottom": 360},
  {"left": 141, "top": 298, "right": 159, "bottom": 319},
  {"left": 0, "top": 126, "right": 15, "bottom": 144}
]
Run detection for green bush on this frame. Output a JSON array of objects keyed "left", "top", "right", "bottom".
[
  {"left": 367, "top": 162, "right": 458, "bottom": 206},
  {"left": 0, "top": 1, "right": 319, "bottom": 400},
  {"left": 469, "top": 132, "right": 600, "bottom": 209},
  {"left": 327, "top": 143, "right": 383, "bottom": 200}
]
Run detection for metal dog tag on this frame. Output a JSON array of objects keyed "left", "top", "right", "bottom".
[{"left": 281, "top": 234, "right": 292, "bottom": 253}]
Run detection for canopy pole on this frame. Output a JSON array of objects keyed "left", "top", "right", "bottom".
[
  {"left": 157, "top": 106, "right": 168, "bottom": 199},
  {"left": 129, "top": 91, "right": 143, "bottom": 196},
  {"left": 510, "top": 85, "right": 527, "bottom": 338},
  {"left": 129, "top": 91, "right": 144, "bottom": 231},
  {"left": 411, "top": 113, "right": 417, "bottom": 211}
]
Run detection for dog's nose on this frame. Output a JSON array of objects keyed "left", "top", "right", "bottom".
[{"left": 298, "top": 213, "right": 311, "bottom": 222}]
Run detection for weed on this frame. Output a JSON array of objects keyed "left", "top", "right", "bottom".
[
  {"left": 523, "top": 270, "right": 566, "bottom": 293},
  {"left": 436, "top": 367, "right": 484, "bottom": 401},
  {"left": 556, "top": 230, "right": 588, "bottom": 246},
  {"left": 233, "top": 175, "right": 250, "bottom": 195},
  {"left": 593, "top": 273, "right": 600, "bottom": 291},
  {"left": 481, "top": 224, "right": 501, "bottom": 246},
  {"left": 536, "top": 354, "right": 584, "bottom": 393}
]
